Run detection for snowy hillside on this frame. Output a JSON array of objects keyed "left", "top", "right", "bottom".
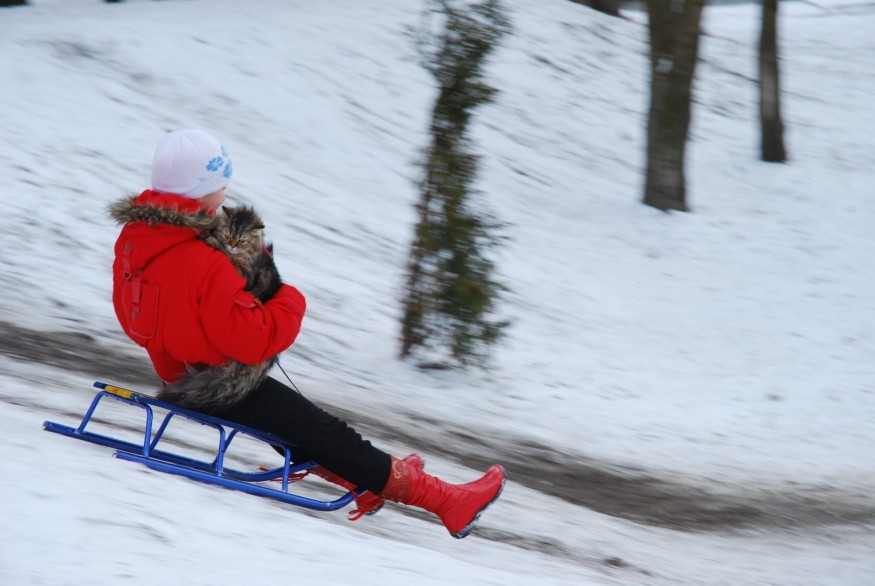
[{"left": 1, "top": 0, "right": 873, "bottom": 584}]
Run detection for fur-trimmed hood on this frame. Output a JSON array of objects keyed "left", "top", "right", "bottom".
[
  {"left": 109, "top": 190, "right": 220, "bottom": 273},
  {"left": 109, "top": 190, "right": 218, "bottom": 231}
]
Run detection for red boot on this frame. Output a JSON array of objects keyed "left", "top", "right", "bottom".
[
  {"left": 378, "top": 456, "right": 506, "bottom": 538},
  {"left": 310, "top": 453, "right": 425, "bottom": 521}
]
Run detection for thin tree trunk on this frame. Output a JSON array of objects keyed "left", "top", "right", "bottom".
[
  {"left": 643, "top": 0, "right": 705, "bottom": 212},
  {"left": 569, "top": 0, "right": 621, "bottom": 17},
  {"left": 759, "top": 0, "right": 787, "bottom": 162}
]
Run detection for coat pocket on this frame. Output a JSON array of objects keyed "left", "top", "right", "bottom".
[{"left": 122, "top": 280, "right": 159, "bottom": 344}]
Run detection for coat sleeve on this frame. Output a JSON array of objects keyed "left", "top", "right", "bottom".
[{"left": 198, "top": 254, "right": 307, "bottom": 365}]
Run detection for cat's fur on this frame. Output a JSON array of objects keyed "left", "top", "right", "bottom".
[{"left": 158, "top": 206, "right": 284, "bottom": 414}]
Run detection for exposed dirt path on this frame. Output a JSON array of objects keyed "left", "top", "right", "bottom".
[{"left": 2, "top": 320, "right": 873, "bottom": 533}]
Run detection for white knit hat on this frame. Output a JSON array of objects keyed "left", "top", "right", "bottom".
[{"left": 151, "top": 129, "right": 233, "bottom": 199}]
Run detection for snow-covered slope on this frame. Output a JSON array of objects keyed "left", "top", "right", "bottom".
[{"left": 1, "top": 0, "right": 873, "bottom": 584}]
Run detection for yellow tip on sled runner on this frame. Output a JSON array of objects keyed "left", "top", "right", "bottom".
[{"left": 43, "top": 381, "right": 359, "bottom": 512}]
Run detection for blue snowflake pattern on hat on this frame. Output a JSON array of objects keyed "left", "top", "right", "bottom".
[
  {"left": 206, "top": 156, "right": 224, "bottom": 172},
  {"left": 206, "top": 146, "right": 232, "bottom": 179}
]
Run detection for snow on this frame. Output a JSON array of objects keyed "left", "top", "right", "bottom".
[{"left": 1, "top": 0, "right": 874, "bottom": 584}]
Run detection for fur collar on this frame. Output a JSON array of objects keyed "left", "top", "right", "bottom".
[{"left": 109, "top": 191, "right": 218, "bottom": 232}]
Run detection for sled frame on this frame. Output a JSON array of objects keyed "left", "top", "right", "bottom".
[{"left": 43, "top": 381, "right": 356, "bottom": 512}]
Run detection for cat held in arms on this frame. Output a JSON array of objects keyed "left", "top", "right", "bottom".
[{"left": 158, "top": 205, "right": 284, "bottom": 414}]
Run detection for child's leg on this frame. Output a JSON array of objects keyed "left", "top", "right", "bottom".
[
  {"left": 221, "top": 376, "right": 506, "bottom": 538},
  {"left": 218, "top": 376, "right": 392, "bottom": 493}
]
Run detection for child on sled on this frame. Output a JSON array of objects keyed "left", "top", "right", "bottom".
[{"left": 109, "top": 129, "right": 505, "bottom": 538}]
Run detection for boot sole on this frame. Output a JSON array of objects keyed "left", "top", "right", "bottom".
[{"left": 450, "top": 466, "right": 507, "bottom": 539}]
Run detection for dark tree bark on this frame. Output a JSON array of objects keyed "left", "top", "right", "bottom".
[
  {"left": 758, "top": 0, "right": 787, "bottom": 162},
  {"left": 643, "top": 0, "right": 706, "bottom": 212},
  {"left": 569, "top": 0, "right": 621, "bottom": 17},
  {"left": 0, "top": 0, "right": 28, "bottom": 7}
]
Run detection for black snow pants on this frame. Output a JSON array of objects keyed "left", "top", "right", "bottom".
[{"left": 218, "top": 376, "right": 392, "bottom": 494}]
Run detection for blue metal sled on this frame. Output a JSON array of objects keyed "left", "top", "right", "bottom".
[{"left": 43, "top": 381, "right": 357, "bottom": 512}]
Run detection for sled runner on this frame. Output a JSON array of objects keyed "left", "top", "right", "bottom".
[{"left": 42, "top": 381, "right": 358, "bottom": 512}]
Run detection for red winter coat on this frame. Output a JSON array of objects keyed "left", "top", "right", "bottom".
[{"left": 109, "top": 190, "right": 306, "bottom": 383}]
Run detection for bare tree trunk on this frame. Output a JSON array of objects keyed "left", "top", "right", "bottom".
[
  {"left": 643, "top": 0, "right": 705, "bottom": 212},
  {"left": 0, "top": 0, "right": 28, "bottom": 6},
  {"left": 758, "top": 0, "right": 787, "bottom": 162},
  {"left": 569, "top": 0, "right": 621, "bottom": 17}
]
